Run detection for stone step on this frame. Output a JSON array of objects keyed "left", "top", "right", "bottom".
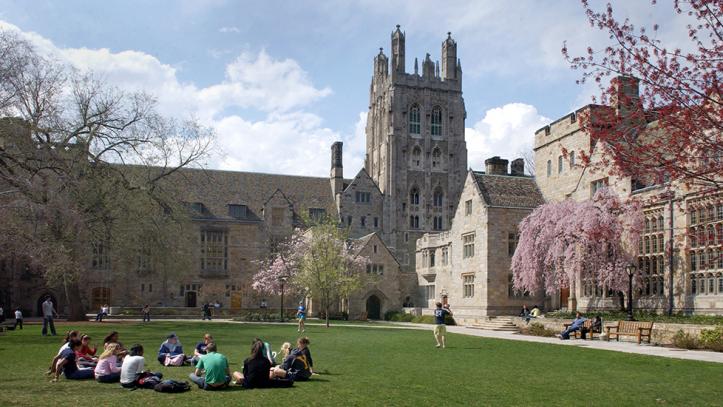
[{"left": 468, "top": 324, "right": 520, "bottom": 332}]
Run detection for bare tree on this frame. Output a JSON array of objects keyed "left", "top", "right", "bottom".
[{"left": 0, "top": 31, "right": 213, "bottom": 319}]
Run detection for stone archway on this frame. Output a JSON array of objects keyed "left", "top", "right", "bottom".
[{"left": 366, "top": 295, "right": 381, "bottom": 320}]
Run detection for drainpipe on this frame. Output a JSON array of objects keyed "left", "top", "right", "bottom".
[{"left": 667, "top": 196, "right": 675, "bottom": 316}]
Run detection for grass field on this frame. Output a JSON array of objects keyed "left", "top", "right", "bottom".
[{"left": 0, "top": 321, "right": 721, "bottom": 406}]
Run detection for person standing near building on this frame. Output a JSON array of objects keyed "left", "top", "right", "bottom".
[
  {"left": 433, "top": 302, "right": 452, "bottom": 348},
  {"left": 41, "top": 296, "right": 58, "bottom": 336},
  {"left": 0, "top": 305, "right": 4, "bottom": 323},
  {"left": 14, "top": 307, "right": 23, "bottom": 330},
  {"left": 142, "top": 304, "right": 151, "bottom": 322},
  {"left": 202, "top": 303, "right": 212, "bottom": 321},
  {"left": 296, "top": 301, "right": 306, "bottom": 333}
]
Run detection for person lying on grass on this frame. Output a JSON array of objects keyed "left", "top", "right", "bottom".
[
  {"left": 270, "top": 337, "right": 314, "bottom": 381},
  {"left": 52, "top": 339, "right": 94, "bottom": 381},
  {"left": 188, "top": 342, "right": 231, "bottom": 390}
]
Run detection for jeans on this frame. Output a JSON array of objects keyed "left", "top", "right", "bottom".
[
  {"left": 65, "top": 367, "right": 94, "bottom": 380},
  {"left": 560, "top": 326, "right": 580, "bottom": 340},
  {"left": 95, "top": 312, "right": 107, "bottom": 322},
  {"left": 202, "top": 312, "right": 212, "bottom": 320},
  {"left": 143, "top": 313, "right": 150, "bottom": 322},
  {"left": 42, "top": 316, "right": 56, "bottom": 336},
  {"left": 189, "top": 373, "right": 230, "bottom": 390},
  {"left": 96, "top": 372, "right": 121, "bottom": 383},
  {"left": 14, "top": 318, "right": 22, "bottom": 329}
]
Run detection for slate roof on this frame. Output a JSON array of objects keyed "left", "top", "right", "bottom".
[
  {"left": 473, "top": 171, "right": 545, "bottom": 209},
  {"left": 156, "top": 167, "right": 338, "bottom": 222}
]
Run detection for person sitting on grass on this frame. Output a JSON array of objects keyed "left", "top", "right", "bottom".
[
  {"left": 520, "top": 304, "right": 531, "bottom": 324},
  {"left": 103, "top": 331, "right": 127, "bottom": 359},
  {"left": 232, "top": 340, "right": 271, "bottom": 389},
  {"left": 530, "top": 305, "right": 542, "bottom": 319},
  {"left": 76, "top": 334, "right": 98, "bottom": 367},
  {"left": 48, "top": 330, "right": 80, "bottom": 375},
  {"left": 270, "top": 337, "right": 314, "bottom": 381},
  {"left": 189, "top": 342, "right": 231, "bottom": 390},
  {"left": 191, "top": 333, "right": 213, "bottom": 366},
  {"left": 120, "top": 344, "right": 163, "bottom": 389},
  {"left": 559, "top": 312, "right": 587, "bottom": 340},
  {"left": 276, "top": 342, "right": 292, "bottom": 365},
  {"left": 94, "top": 343, "right": 123, "bottom": 383},
  {"left": 158, "top": 332, "right": 187, "bottom": 366},
  {"left": 52, "top": 339, "right": 94, "bottom": 381}
]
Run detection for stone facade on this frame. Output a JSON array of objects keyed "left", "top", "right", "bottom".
[
  {"left": 415, "top": 164, "right": 546, "bottom": 324},
  {"left": 363, "top": 26, "right": 468, "bottom": 276},
  {"left": 534, "top": 77, "right": 723, "bottom": 314}
]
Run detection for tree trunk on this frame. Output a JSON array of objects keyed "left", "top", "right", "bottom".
[
  {"left": 325, "top": 303, "right": 330, "bottom": 327},
  {"left": 66, "top": 281, "right": 86, "bottom": 321}
]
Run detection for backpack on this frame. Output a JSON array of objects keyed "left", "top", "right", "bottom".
[
  {"left": 137, "top": 374, "right": 161, "bottom": 389},
  {"left": 154, "top": 379, "right": 191, "bottom": 393}
]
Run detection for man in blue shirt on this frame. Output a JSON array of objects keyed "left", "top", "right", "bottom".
[
  {"left": 433, "top": 302, "right": 452, "bottom": 348},
  {"left": 559, "top": 312, "right": 587, "bottom": 340}
]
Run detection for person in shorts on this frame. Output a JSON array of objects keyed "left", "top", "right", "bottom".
[{"left": 433, "top": 302, "right": 452, "bottom": 348}]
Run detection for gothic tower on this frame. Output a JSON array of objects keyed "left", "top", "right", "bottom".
[{"left": 365, "top": 25, "right": 468, "bottom": 274}]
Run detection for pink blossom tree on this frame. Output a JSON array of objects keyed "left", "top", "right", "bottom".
[{"left": 511, "top": 189, "right": 643, "bottom": 310}]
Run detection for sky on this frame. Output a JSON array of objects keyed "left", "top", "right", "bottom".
[{"left": 0, "top": 0, "right": 689, "bottom": 177}]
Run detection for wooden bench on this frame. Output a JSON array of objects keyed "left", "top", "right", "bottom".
[
  {"left": 605, "top": 320, "right": 653, "bottom": 344},
  {"left": 563, "top": 319, "right": 602, "bottom": 340}
]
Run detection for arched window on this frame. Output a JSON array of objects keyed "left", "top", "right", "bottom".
[
  {"left": 546, "top": 160, "right": 551, "bottom": 177},
  {"left": 644, "top": 219, "right": 650, "bottom": 233},
  {"left": 651, "top": 217, "right": 657, "bottom": 232},
  {"left": 658, "top": 255, "right": 665, "bottom": 274},
  {"left": 717, "top": 224, "right": 723, "bottom": 245},
  {"left": 558, "top": 156, "right": 563, "bottom": 173},
  {"left": 433, "top": 216, "right": 443, "bottom": 230},
  {"left": 569, "top": 151, "right": 576, "bottom": 168},
  {"left": 698, "top": 226, "right": 706, "bottom": 246},
  {"left": 707, "top": 224, "right": 715, "bottom": 244},
  {"left": 409, "top": 215, "right": 419, "bottom": 229},
  {"left": 410, "top": 187, "right": 420, "bottom": 206},
  {"left": 431, "top": 107, "right": 442, "bottom": 136},
  {"left": 657, "top": 216, "right": 664, "bottom": 230},
  {"left": 432, "top": 148, "right": 442, "bottom": 168},
  {"left": 409, "top": 105, "right": 421, "bottom": 135},
  {"left": 412, "top": 146, "right": 422, "bottom": 167},
  {"left": 700, "top": 250, "right": 707, "bottom": 269},
  {"left": 433, "top": 188, "right": 443, "bottom": 208},
  {"left": 644, "top": 237, "right": 650, "bottom": 254},
  {"left": 690, "top": 228, "right": 697, "bottom": 247}
]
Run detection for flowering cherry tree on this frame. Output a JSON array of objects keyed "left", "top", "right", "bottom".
[
  {"left": 563, "top": 0, "right": 722, "bottom": 189},
  {"left": 251, "top": 221, "right": 370, "bottom": 326},
  {"left": 511, "top": 189, "right": 643, "bottom": 301}
]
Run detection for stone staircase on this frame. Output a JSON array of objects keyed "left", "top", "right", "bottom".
[{"left": 468, "top": 316, "right": 520, "bottom": 332}]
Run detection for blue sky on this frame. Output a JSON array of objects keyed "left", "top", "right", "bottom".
[{"left": 0, "top": 1, "right": 686, "bottom": 176}]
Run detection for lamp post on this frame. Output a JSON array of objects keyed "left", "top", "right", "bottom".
[
  {"left": 279, "top": 275, "right": 288, "bottom": 322},
  {"left": 626, "top": 264, "right": 636, "bottom": 321}
]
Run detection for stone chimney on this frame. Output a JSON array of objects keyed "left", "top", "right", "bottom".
[
  {"left": 484, "top": 156, "right": 508, "bottom": 175},
  {"left": 611, "top": 75, "right": 640, "bottom": 117},
  {"left": 510, "top": 158, "right": 524, "bottom": 176}
]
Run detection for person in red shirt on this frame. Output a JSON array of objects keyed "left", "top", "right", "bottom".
[{"left": 76, "top": 334, "right": 98, "bottom": 367}]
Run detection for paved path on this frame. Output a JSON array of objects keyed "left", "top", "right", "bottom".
[{"left": 75, "top": 317, "right": 723, "bottom": 364}]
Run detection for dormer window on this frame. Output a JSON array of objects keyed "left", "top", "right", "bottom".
[{"left": 228, "top": 204, "right": 248, "bottom": 219}]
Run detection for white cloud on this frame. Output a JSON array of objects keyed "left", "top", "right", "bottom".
[
  {"left": 1, "top": 20, "right": 343, "bottom": 176},
  {"left": 465, "top": 103, "right": 549, "bottom": 171},
  {"left": 219, "top": 26, "right": 240, "bottom": 33}
]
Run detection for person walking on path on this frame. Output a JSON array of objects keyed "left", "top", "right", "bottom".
[
  {"left": 14, "top": 307, "right": 23, "bottom": 330},
  {"left": 41, "top": 296, "right": 58, "bottom": 336},
  {"left": 433, "top": 302, "right": 452, "bottom": 348},
  {"left": 142, "top": 304, "right": 151, "bottom": 322},
  {"left": 202, "top": 303, "right": 212, "bottom": 321}
]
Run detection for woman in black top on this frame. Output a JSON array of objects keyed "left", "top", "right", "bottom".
[{"left": 232, "top": 340, "right": 271, "bottom": 388}]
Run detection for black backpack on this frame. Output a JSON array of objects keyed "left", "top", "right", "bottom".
[{"left": 154, "top": 379, "right": 191, "bottom": 393}]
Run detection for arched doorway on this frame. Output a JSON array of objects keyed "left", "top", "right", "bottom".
[
  {"left": 366, "top": 295, "right": 381, "bottom": 320},
  {"left": 36, "top": 293, "right": 58, "bottom": 317}
]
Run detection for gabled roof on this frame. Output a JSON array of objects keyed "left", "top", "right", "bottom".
[
  {"left": 352, "top": 232, "right": 401, "bottom": 267},
  {"left": 343, "top": 167, "right": 383, "bottom": 195},
  {"left": 472, "top": 171, "right": 545, "bottom": 209},
  {"left": 158, "top": 167, "right": 338, "bottom": 221}
]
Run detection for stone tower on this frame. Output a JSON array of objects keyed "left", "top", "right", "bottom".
[{"left": 365, "top": 25, "right": 467, "bottom": 273}]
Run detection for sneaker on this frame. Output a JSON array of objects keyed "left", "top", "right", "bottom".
[{"left": 435, "top": 344, "right": 440, "bottom": 348}]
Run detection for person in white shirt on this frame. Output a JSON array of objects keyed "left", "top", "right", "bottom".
[
  {"left": 120, "top": 344, "right": 163, "bottom": 389},
  {"left": 0, "top": 305, "right": 5, "bottom": 323},
  {"left": 14, "top": 308, "right": 23, "bottom": 330}
]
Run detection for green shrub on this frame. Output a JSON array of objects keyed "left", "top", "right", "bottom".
[
  {"left": 527, "top": 323, "right": 557, "bottom": 337},
  {"left": 699, "top": 326, "right": 723, "bottom": 352},
  {"left": 672, "top": 330, "right": 699, "bottom": 349}
]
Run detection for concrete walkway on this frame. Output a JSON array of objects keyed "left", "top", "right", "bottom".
[{"left": 70, "top": 317, "right": 723, "bottom": 364}]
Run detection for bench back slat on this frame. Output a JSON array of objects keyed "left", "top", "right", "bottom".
[{"left": 616, "top": 320, "right": 653, "bottom": 333}]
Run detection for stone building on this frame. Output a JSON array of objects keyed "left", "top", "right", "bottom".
[
  {"left": 415, "top": 158, "right": 546, "bottom": 324},
  {"left": 534, "top": 76, "right": 722, "bottom": 314}
]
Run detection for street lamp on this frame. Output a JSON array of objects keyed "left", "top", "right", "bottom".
[
  {"left": 626, "top": 264, "right": 636, "bottom": 321},
  {"left": 278, "top": 275, "right": 288, "bottom": 322}
]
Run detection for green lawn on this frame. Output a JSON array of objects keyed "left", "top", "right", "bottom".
[{"left": 0, "top": 321, "right": 721, "bottom": 406}]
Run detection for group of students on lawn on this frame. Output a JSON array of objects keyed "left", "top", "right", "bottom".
[{"left": 48, "top": 329, "right": 314, "bottom": 390}]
